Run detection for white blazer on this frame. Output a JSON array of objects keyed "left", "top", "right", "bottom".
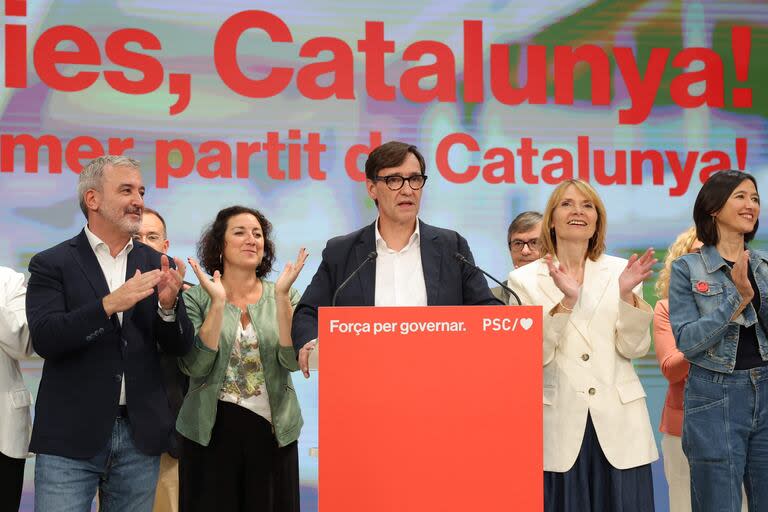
[
  {"left": 0, "top": 267, "right": 33, "bottom": 459},
  {"left": 508, "top": 255, "right": 658, "bottom": 472}
]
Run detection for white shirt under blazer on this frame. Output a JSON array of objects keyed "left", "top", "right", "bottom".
[
  {"left": 0, "top": 267, "right": 34, "bottom": 459},
  {"left": 507, "top": 255, "right": 658, "bottom": 472}
]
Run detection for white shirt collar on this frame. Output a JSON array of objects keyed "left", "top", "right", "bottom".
[
  {"left": 84, "top": 224, "right": 133, "bottom": 256},
  {"left": 374, "top": 217, "right": 420, "bottom": 252}
]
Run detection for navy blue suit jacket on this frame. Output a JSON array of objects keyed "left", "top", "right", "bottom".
[
  {"left": 25, "top": 230, "right": 194, "bottom": 458},
  {"left": 291, "top": 220, "right": 503, "bottom": 349}
]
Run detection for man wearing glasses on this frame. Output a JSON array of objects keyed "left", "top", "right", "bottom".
[
  {"left": 292, "top": 141, "right": 502, "bottom": 373},
  {"left": 133, "top": 207, "right": 189, "bottom": 512},
  {"left": 492, "top": 211, "right": 543, "bottom": 302}
]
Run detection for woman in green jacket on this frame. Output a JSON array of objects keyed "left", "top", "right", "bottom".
[{"left": 177, "top": 205, "right": 307, "bottom": 512}]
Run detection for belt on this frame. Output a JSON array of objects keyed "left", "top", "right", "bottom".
[{"left": 117, "top": 405, "right": 129, "bottom": 418}]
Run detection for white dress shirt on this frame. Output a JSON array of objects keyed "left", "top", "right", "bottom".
[
  {"left": 306, "top": 219, "right": 429, "bottom": 368},
  {"left": 84, "top": 225, "right": 132, "bottom": 405},
  {"left": 374, "top": 219, "right": 428, "bottom": 307}
]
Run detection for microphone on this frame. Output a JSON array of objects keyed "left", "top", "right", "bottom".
[
  {"left": 332, "top": 251, "right": 378, "bottom": 306},
  {"left": 453, "top": 252, "right": 522, "bottom": 305}
]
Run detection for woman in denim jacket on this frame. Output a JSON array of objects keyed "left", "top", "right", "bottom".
[
  {"left": 178, "top": 206, "right": 308, "bottom": 512},
  {"left": 669, "top": 170, "right": 767, "bottom": 512}
]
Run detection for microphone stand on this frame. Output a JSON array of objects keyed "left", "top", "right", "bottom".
[
  {"left": 454, "top": 252, "right": 522, "bottom": 305},
  {"left": 332, "top": 251, "right": 378, "bottom": 306}
]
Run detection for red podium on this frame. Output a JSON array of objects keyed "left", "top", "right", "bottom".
[{"left": 318, "top": 305, "right": 543, "bottom": 511}]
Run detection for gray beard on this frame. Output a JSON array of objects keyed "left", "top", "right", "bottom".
[{"left": 101, "top": 209, "right": 141, "bottom": 236}]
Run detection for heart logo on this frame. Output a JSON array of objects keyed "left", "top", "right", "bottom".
[{"left": 520, "top": 318, "right": 533, "bottom": 331}]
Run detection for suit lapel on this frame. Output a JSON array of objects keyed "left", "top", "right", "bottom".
[
  {"left": 123, "top": 244, "right": 146, "bottom": 325},
  {"left": 70, "top": 230, "right": 111, "bottom": 299},
  {"left": 419, "top": 221, "right": 441, "bottom": 305},
  {"left": 536, "top": 262, "right": 563, "bottom": 305},
  {"left": 580, "top": 256, "right": 612, "bottom": 326},
  {"left": 568, "top": 256, "right": 611, "bottom": 347},
  {"left": 537, "top": 256, "right": 610, "bottom": 347},
  {"left": 354, "top": 224, "right": 376, "bottom": 307}
]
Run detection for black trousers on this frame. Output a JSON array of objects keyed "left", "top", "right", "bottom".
[
  {"left": 0, "top": 451, "right": 25, "bottom": 512},
  {"left": 179, "top": 401, "right": 300, "bottom": 512}
]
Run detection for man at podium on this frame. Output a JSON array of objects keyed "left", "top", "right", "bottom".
[{"left": 291, "top": 141, "right": 502, "bottom": 374}]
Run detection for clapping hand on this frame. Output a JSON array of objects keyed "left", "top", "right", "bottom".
[
  {"left": 276, "top": 248, "right": 308, "bottom": 297},
  {"left": 545, "top": 254, "right": 580, "bottom": 308},
  {"left": 102, "top": 269, "right": 162, "bottom": 316},
  {"left": 158, "top": 254, "right": 185, "bottom": 310},
  {"left": 732, "top": 250, "right": 754, "bottom": 304},
  {"left": 618, "top": 248, "right": 656, "bottom": 304},
  {"left": 187, "top": 257, "right": 226, "bottom": 304}
]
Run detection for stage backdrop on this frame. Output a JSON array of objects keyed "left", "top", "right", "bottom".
[{"left": 3, "top": 0, "right": 767, "bottom": 510}]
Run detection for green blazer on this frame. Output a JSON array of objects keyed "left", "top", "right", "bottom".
[{"left": 176, "top": 281, "right": 303, "bottom": 447}]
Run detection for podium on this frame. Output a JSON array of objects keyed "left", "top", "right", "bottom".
[{"left": 317, "top": 305, "right": 543, "bottom": 511}]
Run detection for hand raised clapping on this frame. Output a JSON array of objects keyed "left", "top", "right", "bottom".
[
  {"left": 545, "top": 254, "right": 580, "bottom": 308},
  {"left": 102, "top": 268, "right": 162, "bottom": 316},
  {"left": 187, "top": 257, "right": 226, "bottom": 304},
  {"left": 618, "top": 248, "right": 656, "bottom": 303},
  {"left": 157, "top": 254, "right": 186, "bottom": 310},
  {"left": 731, "top": 250, "right": 754, "bottom": 304},
  {"left": 276, "top": 248, "right": 308, "bottom": 297}
]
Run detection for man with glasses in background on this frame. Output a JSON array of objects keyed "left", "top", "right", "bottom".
[
  {"left": 292, "top": 141, "right": 502, "bottom": 375},
  {"left": 492, "top": 211, "right": 543, "bottom": 303},
  {"left": 133, "top": 207, "right": 189, "bottom": 512}
]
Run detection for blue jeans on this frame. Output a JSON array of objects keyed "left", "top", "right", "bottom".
[
  {"left": 682, "top": 365, "right": 768, "bottom": 512},
  {"left": 34, "top": 416, "right": 160, "bottom": 512}
]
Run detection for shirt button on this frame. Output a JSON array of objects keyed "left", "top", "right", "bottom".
[
  {"left": 581, "top": 354, "right": 590, "bottom": 361},
  {"left": 114, "top": 374, "right": 122, "bottom": 382},
  {"left": 588, "top": 387, "right": 596, "bottom": 396}
]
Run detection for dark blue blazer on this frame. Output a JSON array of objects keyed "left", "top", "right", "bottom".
[
  {"left": 291, "top": 220, "right": 503, "bottom": 349},
  {"left": 25, "top": 230, "right": 194, "bottom": 458}
]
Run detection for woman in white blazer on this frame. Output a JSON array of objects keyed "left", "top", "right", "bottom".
[
  {"left": 0, "top": 266, "right": 33, "bottom": 511},
  {"left": 507, "top": 179, "right": 658, "bottom": 512}
]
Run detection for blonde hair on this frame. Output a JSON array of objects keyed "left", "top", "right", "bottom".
[
  {"left": 655, "top": 226, "right": 699, "bottom": 299},
  {"left": 539, "top": 179, "right": 607, "bottom": 261}
]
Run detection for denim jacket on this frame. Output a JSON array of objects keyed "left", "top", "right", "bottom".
[{"left": 669, "top": 244, "right": 768, "bottom": 373}]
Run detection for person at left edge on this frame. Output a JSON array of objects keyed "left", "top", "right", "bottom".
[
  {"left": 0, "top": 266, "right": 33, "bottom": 512},
  {"left": 25, "top": 156, "right": 194, "bottom": 512},
  {"left": 292, "top": 141, "right": 503, "bottom": 375}
]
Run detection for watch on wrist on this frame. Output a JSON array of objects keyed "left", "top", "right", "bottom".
[{"left": 159, "top": 296, "right": 179, "bottom": 315}]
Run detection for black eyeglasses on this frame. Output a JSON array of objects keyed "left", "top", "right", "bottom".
[
  {"left": 508, "top": 238, "right": 540, "bottom": 252},
  {"left": 373, "top": 174, "right": 428, "bottom": 191}
]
